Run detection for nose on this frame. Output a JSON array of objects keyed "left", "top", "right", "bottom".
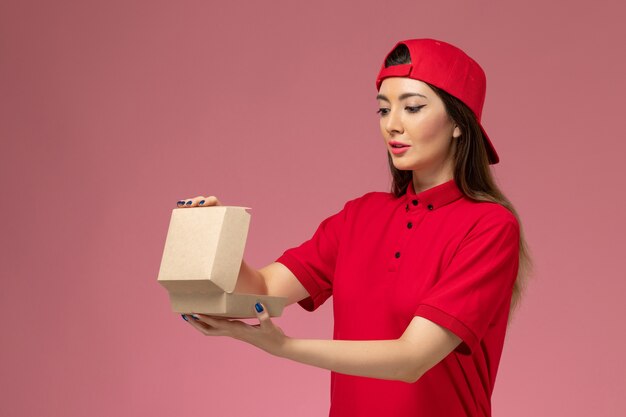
[{"left": 384, "top": 107, "right": 404, "bottom": 135}]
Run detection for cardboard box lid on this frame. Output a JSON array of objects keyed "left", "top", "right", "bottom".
[{"left": 157, "top": 206, "right": 252, "bottom": 294}]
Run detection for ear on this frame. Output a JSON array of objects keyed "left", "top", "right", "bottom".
[{"left": 453, "top": 125, "right": 462, "bottom": 138}]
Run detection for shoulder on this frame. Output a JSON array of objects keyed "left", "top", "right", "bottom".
[
  {"left": 340, "top": 190, "right": 396, "bottom": 217},
  {"left": 354, "top": 189, "right": 398, "bottom": 206},
  {"left": 338, "top": 189, "right": 391, "bottom": 211},
  {"left": 454, "top": 195, "right": 517, "bottom": 222},
  {"left": 456, "top": 198, "right": 519, "bottom": 239}
]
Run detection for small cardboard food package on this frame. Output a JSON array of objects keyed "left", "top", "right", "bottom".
[{"left": 157, "top": 205, "right": 287, "bottom": 318}]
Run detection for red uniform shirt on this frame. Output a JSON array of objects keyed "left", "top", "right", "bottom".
[{"left": 275, "top": 178, "right": 520, "bottom": 417}]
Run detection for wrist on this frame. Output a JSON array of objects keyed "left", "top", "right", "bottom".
[{"left": 276, "top": 335, "right": 295, "bottom": 359}]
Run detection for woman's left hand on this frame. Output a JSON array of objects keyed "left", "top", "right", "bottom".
[{"left": 182, "top": 302, "right": 289, "bottom": 357}]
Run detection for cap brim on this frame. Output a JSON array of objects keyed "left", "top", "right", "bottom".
[{"left": 480, "top": 125, "right": 499, "bottom": 165}]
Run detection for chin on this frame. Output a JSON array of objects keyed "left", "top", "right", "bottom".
[
  {"left": 392, "top": 158, "right": 420, "bottom": 171},
  {"left": 393, "top": 163, "right": 417, "bottom": 172}
]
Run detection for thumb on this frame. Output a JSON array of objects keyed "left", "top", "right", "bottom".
[{"left": 254, "top": 301, "right": 271, "bottom": 327}]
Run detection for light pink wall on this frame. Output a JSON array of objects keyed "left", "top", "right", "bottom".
[{"left": 1, "top": 1, "right": 624, "bottom": 416}]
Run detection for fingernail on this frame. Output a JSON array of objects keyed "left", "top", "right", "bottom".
[
  {"left": 186, "top": 201, "right": 192, "bottom": 205},
  {"left": 191, "top": 314, "right": 200, "bottom": 321},
  {"left": 181, "top": 314, "right": 188, "bottom": 321},
  {"left": 177, "top": 200, "right": 185, "bottom": 206},
  {"left": 199, "top": 200, "right": 205, "bottom": 205},
  {"left": 255, "top": 302, "right": 263, "bottom": 313}
]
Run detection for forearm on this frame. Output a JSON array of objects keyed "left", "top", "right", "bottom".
[
  {"left": 279, "top": 337, "right": 418, "bottom": 383},
  {"left": 234, "top": 259, "right": 268, "bottom": 295}
]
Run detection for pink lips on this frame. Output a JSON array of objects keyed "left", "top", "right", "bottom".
[{"left": 389, "top": 141, "right": 411, "bottom": 155}]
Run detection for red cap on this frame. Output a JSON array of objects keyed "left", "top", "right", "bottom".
[{"left": 375, "top": 38, "right": 499, "bottom": 165}]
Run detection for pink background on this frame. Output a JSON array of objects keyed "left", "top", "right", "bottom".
[{"left": 1, "top": 0, "right": 624, "bottom": 416}]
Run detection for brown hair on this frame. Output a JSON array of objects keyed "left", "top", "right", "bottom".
[{"left": 383, "top": 44, "right": 534, "bottom": 325}]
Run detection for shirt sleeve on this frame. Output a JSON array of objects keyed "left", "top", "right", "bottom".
[
  {"left": 274, "top": 199, "right": 352, "bottom": 312},
  {"left": 414, "top": 210, "right": 520, "bottom": 355}
]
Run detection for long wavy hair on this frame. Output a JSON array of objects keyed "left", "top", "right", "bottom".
[{"left": 383, "top": 44, "right": 534, "bottom": 325}]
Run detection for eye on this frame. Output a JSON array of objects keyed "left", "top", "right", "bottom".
[
  {"left": 376, "top": 105, "right": 425, "bottom": 117},
  {"left": 406, "top": 105, "right": 425, "bottom": 113}
]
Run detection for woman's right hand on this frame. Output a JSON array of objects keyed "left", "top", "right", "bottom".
[{"left": 176, "top": 195, "right": 222, "bottom": 208}]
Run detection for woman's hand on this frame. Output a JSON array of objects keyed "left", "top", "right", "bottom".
[
  {"left": 176, "top": 195, "right": 222, "bottom": 208},
  {"left": 181, "top": 302, "right": 290, "bottom": 357}
]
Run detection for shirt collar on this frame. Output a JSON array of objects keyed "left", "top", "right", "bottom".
[{"left": 403, "top": 177, "right": 464, "bottom": 212}]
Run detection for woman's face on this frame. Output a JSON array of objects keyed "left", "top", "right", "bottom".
[{"left": 376, "top": 77, "right": 460, "bottom": 181}]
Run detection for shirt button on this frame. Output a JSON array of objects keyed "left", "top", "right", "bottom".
[
  {"left": 412, "top": 199, "right": 418, "bottom": 206},
  {"left": 427, "top": 204, "right": 434, "bottom": 210},
  {"left": 407, "top": 222, "right": 412, "bottom": 229},
  {"left": 395, "top": 251, "right": 401, "bottom": 258}
]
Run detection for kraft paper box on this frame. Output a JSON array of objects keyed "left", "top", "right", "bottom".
[{"left": 157, "top": 206, "right": 287, "bottom": 318}]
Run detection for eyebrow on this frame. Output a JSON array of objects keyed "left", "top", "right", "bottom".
[{"left": 376, "top": 92, "right": 428, "bottom": 102}]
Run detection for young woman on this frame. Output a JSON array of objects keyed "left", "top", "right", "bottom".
[{"left": 176, "top": 38, "right": 533, "bottom": 417}]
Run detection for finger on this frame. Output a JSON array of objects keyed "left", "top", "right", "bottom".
[
  {"left": 176, "top": 195, "right": 222, "bottom": 208},
  {"left": 195, "top": 313, "right": 244, "bottom": 329},
  {"left": 194, "top": 313, "right": 225, "bottom": 327},
  {"left": 197, "top": 195, "right": 221, "bottom": 207},
  {"left": 195, "top": 313, "right": 250, "bottom": 340},
  {"left": 254, "top": 301, "right": 272, "bottom": 329},
  {"left": 184, "top": 314, "right": 224, "bottom": 336},
  {"left": 176, "top": 197, "right": 202, "bottom": 208},
  {"left": 184, "top": 196, "right": 208, "bottom": 208}
]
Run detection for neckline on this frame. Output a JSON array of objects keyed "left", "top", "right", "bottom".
[{"left": 403, "top": 177, "right": 463, "bottom": 212}]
